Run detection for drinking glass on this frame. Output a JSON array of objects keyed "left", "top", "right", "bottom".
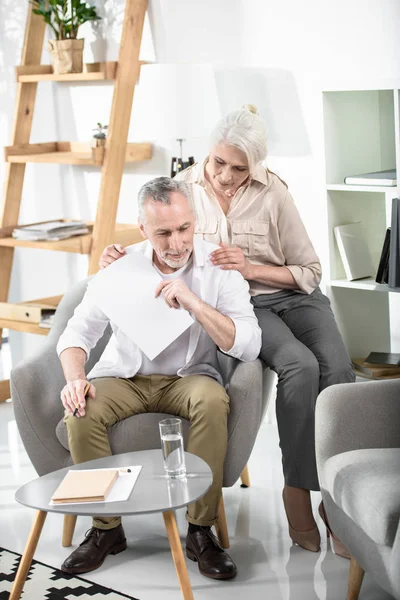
[{"left": 159, "top": 418, "right": 186, "bottom": 478}]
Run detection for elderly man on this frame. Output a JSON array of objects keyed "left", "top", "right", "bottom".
[{"left": 57, "top": 176, "right": 261, "bottom": 580}]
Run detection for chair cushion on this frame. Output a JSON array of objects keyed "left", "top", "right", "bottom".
[
  {"left": 56, "top": 413, "right": 191, "bottom": 455},
  {"left": 324, "top": 448, "right": 400, "bottom": 546}
]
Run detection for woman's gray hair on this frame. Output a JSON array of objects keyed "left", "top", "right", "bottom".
[
  {"left": 138, "top": 176, "right": 194, "bottom": 223},
  {"left": 210, "top": 105, "right": 268, "bottom": 173}
]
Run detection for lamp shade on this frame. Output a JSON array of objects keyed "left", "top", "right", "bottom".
[{"left": 130, "top": 64, "right": 221, "bottom": 141}]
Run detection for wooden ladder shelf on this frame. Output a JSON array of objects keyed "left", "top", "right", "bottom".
[{"left": 0, "top": 0, "right": 150, "bottom": 403}]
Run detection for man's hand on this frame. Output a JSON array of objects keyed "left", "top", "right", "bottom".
[
  {"left": 60, "top": 379, "right": 96, "bottom": 417},
  {"left": 99, "top": 244, "right": 126, "bottom": 269},
  {"left": 155, "top": 279, "right": 201, "bottom": 313},
  {"left": 210, "top": 244, "right": 253, "bottom": 279}
]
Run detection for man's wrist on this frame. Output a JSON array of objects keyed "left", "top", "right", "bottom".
[
  {"left": 66, "top": 374, "right": 86, "bottom": 383},
  {"left": 188, "top": 295, "right": 204, "bottom": 317}
]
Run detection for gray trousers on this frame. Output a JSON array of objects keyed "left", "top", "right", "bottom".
[{"left": 252, "top": 288, "right": 355, "bottom": 491}]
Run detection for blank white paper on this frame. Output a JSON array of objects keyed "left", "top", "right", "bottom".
[{"left": 89, "top": 251, "right": 194, "bottom": 360}]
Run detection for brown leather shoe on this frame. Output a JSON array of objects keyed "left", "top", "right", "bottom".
[
  {"left": 61, "top": 524, "right": 127, "bottom": 574},
  {"left": 186, "top": 525, "right": 237, "bottom": 580}
]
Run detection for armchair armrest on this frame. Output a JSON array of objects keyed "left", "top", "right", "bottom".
[
  {"left": 11, "top": 346, "right": 70, "bottom": 476},
  {"left": 223, "top": 358, "right": 264, "bottom": 486}
]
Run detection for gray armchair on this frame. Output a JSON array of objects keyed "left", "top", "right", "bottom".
[
  {"left": 316, "top": 379, "right": 400, "bottom": 600},
  {"left": 11, "top": 277, "right": 271, "bottom": 548}
]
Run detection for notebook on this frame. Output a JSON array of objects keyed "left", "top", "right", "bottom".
[
  {"left": 51, "top": 469, "right": 118, "bottom": 504},
  {"left": 334, "top": 222, "right": 374, "bottom": 281},
  {"left": 344, "top": 169, "right": 396, "bottom": 186}
]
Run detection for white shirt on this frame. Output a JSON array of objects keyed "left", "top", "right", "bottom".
[
  {"left": 138, "top": 259, "right": 192, "bottom": 376},
  {"left": 57, "top": 238, "right": 262, "bottom": 386}
]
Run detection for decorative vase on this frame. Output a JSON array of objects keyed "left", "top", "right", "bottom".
[
  {"left": 48, "top": 39, "right": 84, "bottom": 74},
  {"left": 91, "top": 138, "right": 106, "bottom": 165}
]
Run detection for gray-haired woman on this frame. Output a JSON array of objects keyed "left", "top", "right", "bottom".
[{"left": 99, "top": 105, "right": 355, "bottom": 556}]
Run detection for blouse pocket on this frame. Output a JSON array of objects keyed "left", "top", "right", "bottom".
[
  {"left": 231, "top": 221, "right": 269, "bottom": 259},
  {"left": 195, "top": 220, "right": 219, "bottom": 243}
]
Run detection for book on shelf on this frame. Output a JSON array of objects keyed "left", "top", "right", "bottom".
[
  {"left": 375, "top": 228, "right": 391, "bottom": 284},
  {"left": 12, "top": 220, "right": 89, "bottom": 241},
  {"left": 352, "top": 358, "right": 400, "bottom": 380},
  {"left": 389, "top": 198, "right": 400, "bottom": 288},
  {"left": 344, "top": 169, "right": 396, "bottom": 186},
  {"left": 334, "top": 222, "right": 374, "bottom": 281},
  {"left": 364, "top": 351, "right": 400, "bottom": 367}
]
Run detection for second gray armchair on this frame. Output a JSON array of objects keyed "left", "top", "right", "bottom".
[{"left": 316, "top": 379, "right": 400, "bottom": 600}]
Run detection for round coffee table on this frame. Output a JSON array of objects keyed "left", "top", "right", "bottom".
[{"left": 10, "top": 449, "right": 212, "bottom": 600}]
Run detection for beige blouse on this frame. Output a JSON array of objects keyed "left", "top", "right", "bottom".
[{"left": 175, "top": 160, "right": 321, "bottom": 296}]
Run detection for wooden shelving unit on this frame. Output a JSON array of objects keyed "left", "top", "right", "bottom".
[{"left": 0, "top": 0, "right": 149, "bottom": 403}]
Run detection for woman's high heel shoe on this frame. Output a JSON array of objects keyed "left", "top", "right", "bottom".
[
  {"left": 318, "top": 502, "right": 351, "bottom": 559},
  {"left": 282, "top": 490, "right": 321, "bottom": 552}
]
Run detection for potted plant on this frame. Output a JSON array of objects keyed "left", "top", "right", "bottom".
[
  {"left": 91, "top": 122, "right": 107, "bottom": 165},
  {"left": 31, "top": 0, "right": 101, "bottom": 74}
]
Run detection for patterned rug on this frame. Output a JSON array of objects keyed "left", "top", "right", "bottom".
[{"left": 0, "top": 547, "right": 139, "bottom": 599}]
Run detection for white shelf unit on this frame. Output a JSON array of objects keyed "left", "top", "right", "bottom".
[{"left": 323, "top": 87, "right": 400, "bottom": 358}]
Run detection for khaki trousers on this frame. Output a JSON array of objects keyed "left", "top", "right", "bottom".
[{"left": 64, "top": 374, "right": 229, "bottom": 530}]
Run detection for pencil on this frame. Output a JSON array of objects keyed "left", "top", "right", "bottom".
[{"left": 73, "top": 382, "right": 90, "bottom": 417}]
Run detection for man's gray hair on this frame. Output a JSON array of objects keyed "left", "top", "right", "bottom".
[{"left": 138, "top": 177, "right": 194, "bottom": 223}]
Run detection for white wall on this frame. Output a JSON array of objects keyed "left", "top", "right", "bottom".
[{"left": 1, "top": 0, "right": 400, "bottom": 367}]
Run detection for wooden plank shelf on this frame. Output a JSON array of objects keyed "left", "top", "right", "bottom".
[
  {"left": 4, "top": 142, "right": 152, "bottom": 165},
  {"left": 0, "top": 222, "right": 142, "bottom": 254},
  {"left": 0, "top": 318, "right": 49, "bottom": 336},
  {"left": 16, "top": 62, "right": 118, "bottom": 82},
  {"left": 0, "top": 295, "right": 62, "bottom": 326}
]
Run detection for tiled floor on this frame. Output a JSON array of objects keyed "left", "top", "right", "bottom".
[{"left": 0, "top": 397, "right": 394, "bottom": 599}]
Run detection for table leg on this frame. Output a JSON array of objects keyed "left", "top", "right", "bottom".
[
  {"left": 163, "top": 510, "right": 194, "bottom": 600},
  {"left": 9, "top": 510, "right": 47, "bottom": 600},
  {"left": 62, "top": 514, "right": 77, "bottom": 547}
]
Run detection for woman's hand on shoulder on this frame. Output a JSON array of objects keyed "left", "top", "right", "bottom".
[
  {"left": 99, "top": 244, "right": 126, "bottom": 269},
  {"left": 210, "top": 244, "right": 253, "bottom": 279}
]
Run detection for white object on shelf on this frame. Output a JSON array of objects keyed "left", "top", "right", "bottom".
[
  {"left": 12, "top": 220, "right": 88, "bottom": 241},
  {"left": 334, "top": 223, "right": 374, "bottom": 281},
  {"left": 344, "top": 169, "right": 396, "bottom": 186}
]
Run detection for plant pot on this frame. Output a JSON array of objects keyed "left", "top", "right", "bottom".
[
  {"left": 91, "top": 138, "right": 106, "bottom": 166},
  {"left": 48, "top": 39, "right": 84, "bottom": 74}
]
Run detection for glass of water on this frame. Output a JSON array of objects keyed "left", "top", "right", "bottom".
[{"left": 159, "top": 418, "right": 186, "bottom": 478}]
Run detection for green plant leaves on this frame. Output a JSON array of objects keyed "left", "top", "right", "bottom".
[{"left": 30, "top": 0, "right": 101, "bottom": 39}]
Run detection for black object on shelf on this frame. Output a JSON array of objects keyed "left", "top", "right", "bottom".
[
  {"left": 376, "top": 227, "right": 391, "bottom": 284},
  {"left": 170, "top": 156, "right": 195, "bottom": 178},
  {"left": 365, "top": 352, "right": 400, "bottom": 367},
  {"left": 170, "top": 138, "right": 195, "bottom": 178},
  {"left": 389, "top": 198, "right": 400, "bottom": 288}
]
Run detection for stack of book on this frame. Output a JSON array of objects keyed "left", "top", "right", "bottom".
[
  {"left": 12, "top": 220, "right": 89, "bottom": 241},
  {"left": 352, "top": 352, "right": 400, "bottom": 380}
]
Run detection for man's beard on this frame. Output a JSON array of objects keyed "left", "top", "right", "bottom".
[{"left": 160, "top": 249, "right": 191, "bottom": 269}]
